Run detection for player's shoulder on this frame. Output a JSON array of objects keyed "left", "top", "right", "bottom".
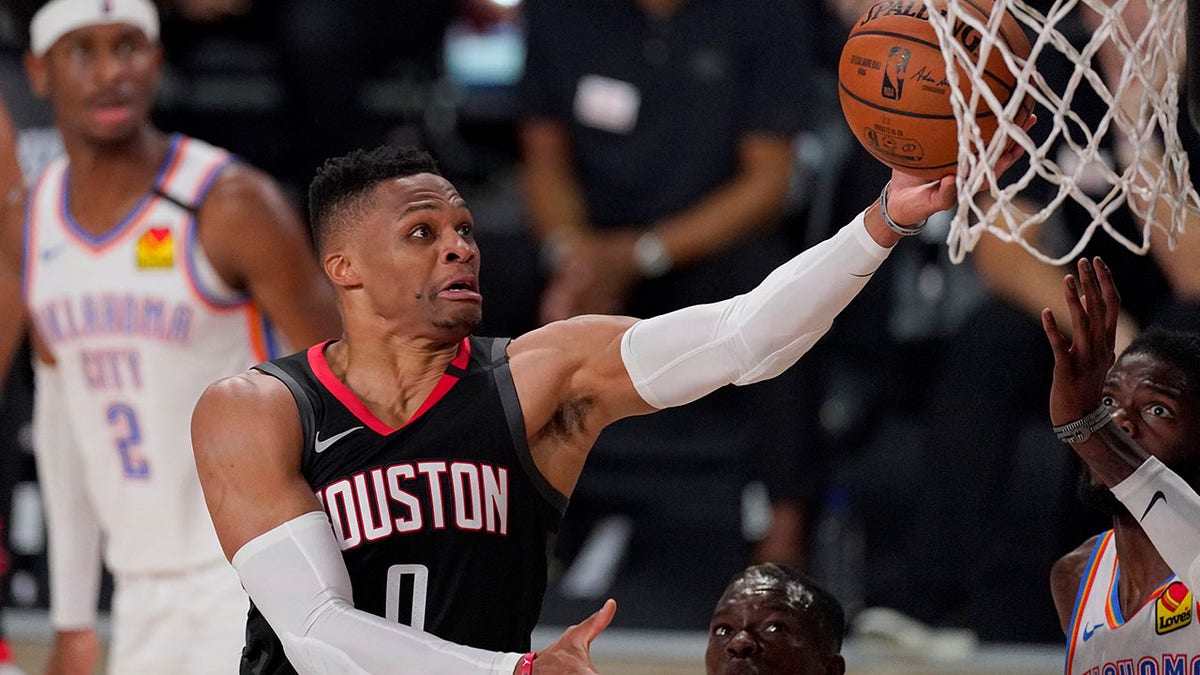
[
  {"left": 203, "top": 160, "right": 288, "bottom": 212},
  {"left": 196, "top": 368, "right": 295, "bottom": 421},
  {"left": 1052, "top": 534, "right": 1104, "bottom": 588},
  {"left": 510, "top": 314, "right": 637, "bottom": 359}
]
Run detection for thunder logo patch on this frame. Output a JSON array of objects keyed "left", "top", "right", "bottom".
[
  {"left": 136, "top": 227, "right": 174, "bottom": 269},
  {"left": 1155, "top": 581, "right": 1193, "bottom": 635}
]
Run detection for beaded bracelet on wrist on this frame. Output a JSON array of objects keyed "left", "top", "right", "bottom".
[{"left": 1052, "top": 404, "right": 1111, "bottom": 445}]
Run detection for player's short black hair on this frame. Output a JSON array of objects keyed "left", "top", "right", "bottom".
[
  {"left": 1123, "top": 326, "right": 1200, "bottom": 393},
  {"left": 308, "top": 145, "right": 441, "bottom": 254},
  {"left": 723, "top": 563, "right": 846, "bottom": 653}
]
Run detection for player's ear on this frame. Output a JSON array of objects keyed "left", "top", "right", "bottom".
[
  {"left": 324, "top": 252, "right": 360, "bottom": 288},
  {"left": 25, "top": 51, "right": 50, "bottom": 98}
]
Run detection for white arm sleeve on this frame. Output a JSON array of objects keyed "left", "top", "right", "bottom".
[
  {"left": 621, "top": 211, "right": 890, "bottom": 409},
  {"left": 32, "top": 362, "right": 103, "bottom": 630},
  {"left": 1111, "top": 456, "right": 1200, "bottom": 592},
  {"left": 231, "top": 511, "right": 522, "bottom": 675}
]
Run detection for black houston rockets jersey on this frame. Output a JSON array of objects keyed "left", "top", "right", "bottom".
[{"left": 241, "top": 336, "right": 568, "bottom": 674}]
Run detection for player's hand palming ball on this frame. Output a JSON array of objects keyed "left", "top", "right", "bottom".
[{"left": 838, "top": 0, "right": 1031, "bottom": 179}]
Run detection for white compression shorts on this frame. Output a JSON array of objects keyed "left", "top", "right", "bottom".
[
  {"left": 1112, "top": 457, "right": 1200, "bottom": 593},
  {"left": 232, "top": 511, "right": 522, "bottom": 675},
  {"left": 621, "top": 210, "right": 890, "bottom": 409}
]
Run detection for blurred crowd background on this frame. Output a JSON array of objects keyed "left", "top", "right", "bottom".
[{"left": 3, "top": 0, "right": 1198, "bottom": 651}]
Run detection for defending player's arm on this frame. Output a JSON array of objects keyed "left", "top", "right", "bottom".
[
  {"left": 196, "top": 165, "right": 342, "bottom": 349},
  {"left": 193, "top": 372, "right": 610, "bottom": 675}
]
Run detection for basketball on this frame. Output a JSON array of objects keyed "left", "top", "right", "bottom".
[{"left": 838, "top": 0, "right": 1031, "bottom": 179}]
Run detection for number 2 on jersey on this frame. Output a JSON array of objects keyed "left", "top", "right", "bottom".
[
  {"left": 106, "top": 403, "right": 149, "bottom": 479},
  {"left": 385, "top": 564, "right": 429, "bottom": 630}
]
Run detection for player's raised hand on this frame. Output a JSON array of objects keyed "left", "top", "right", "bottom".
[
  {"left": 887, "top": 113, "right": 1038, "bottom": 225},
  {"left": 519, "top": 599, "right": 616, "bottom": 674},
  {"left": 1041, "top": 256, "right": 1122, "bottom": 424}
]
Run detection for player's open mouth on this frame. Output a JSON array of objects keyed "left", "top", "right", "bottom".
[{"left": 437, "top": 278, "right": 481, "bottom": 301}]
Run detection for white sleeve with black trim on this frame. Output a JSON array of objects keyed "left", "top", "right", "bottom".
[
  {"left": 232, "top": 511, "right": 521, "bottom": 675},
  {"left": 620, "top": 210, "right": 891, "bottom": 409},
  {"left": 1111, "top": 456, "right": 1200, "bottom": 592}
]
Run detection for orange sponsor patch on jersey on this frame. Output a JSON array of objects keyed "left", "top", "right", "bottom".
[
  {"left": 1155, "top": 581, "right": 1193, "bottom": 635},
  {"left": 137, "top": 227, "right": 175, "bottom": 269}
]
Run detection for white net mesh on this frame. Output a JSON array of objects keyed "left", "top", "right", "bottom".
[{"left": 926, "top": 0, "right": 1200, "bottom": 263}]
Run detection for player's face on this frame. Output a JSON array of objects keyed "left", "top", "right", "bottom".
[
  {"left": 350, "top": 173, "right": 482, "bottom": 338},
  {"left": 1079, "top": 350, "right": 1199, "bottom": 512},
  {"left": 26, "top": 23, "right": 161, "bottom": 146},
  {"left": 1102, "top": 351, "right": 1199, "bottom": 473},
  {"left": 706, "top": 584, "right": 843, "bottom": 675}
]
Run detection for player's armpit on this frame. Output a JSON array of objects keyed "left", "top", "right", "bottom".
[{"left": 191, "top": 370, "right": 321, "bottom": 560}]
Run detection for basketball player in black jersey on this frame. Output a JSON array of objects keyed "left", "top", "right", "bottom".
[{"left": 192, "top": 141, "right": 1031, "bottom": 674}]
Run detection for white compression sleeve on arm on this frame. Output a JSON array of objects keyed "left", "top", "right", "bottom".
[
  {"left": 232, "top": 511, "right": 522, "bottom": 675},
  {"left": 1111, "top": 456, "right": 1200, "bottom": 592},
  {"left": 32, "top": 362, "right": 103, "bottom": 630},
  {"left": 621, "top": 211, "right": 890, "bottom": 409}
]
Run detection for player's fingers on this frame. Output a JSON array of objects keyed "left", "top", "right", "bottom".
[
  {"left": 1078, "top": 258, "right": 1111, "bottom": 351},
  {"left": 1094, "top": 257, "right": 1121, "bottom": 342},
  {"left": 1062, "top": 274, "right": 1090, "bottom": 353},
  {"left": 1041, "top": 308, "right": 1069, "bottom": 356},
  {"left": 572, "top": 598, "right": 617, "bottom": 647}
]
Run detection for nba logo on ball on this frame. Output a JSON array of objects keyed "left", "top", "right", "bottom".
[
  {"left": 881, "top": 47, "right": 910, "bottom": 100},
  {"left": 837, "top": 0, "right": 1030, "bottom": 179}
]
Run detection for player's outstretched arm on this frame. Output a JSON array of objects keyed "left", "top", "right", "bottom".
[
  {"left": 196, "top": 165, "right": 341, "bottom": 350},
  {"left": 510, "top": 143, "right": 1036, "bottom": 497},
  {"left": 1043, "top": 257, "right": 1200, "bottom": 593},
  {"left": 193, "top": 373, "right": 608, "bottom": 674}
]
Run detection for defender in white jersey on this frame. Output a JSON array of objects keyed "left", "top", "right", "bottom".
[
  {"left": 0, "top": 1, "right": 340, "bottom": 672},
  {"left": 1044, "top": 259, "right": 1200, "bottom": 672}
]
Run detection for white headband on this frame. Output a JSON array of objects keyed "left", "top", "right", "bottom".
[{"left": 30, "top": 0, "right": 160, "bottom": 57}]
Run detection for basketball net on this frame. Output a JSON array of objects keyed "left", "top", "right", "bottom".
[{"left": 926, "top": 0, "right": 1200, "bottom": 264}]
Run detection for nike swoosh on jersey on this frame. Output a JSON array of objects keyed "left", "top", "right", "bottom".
[
  {"left": 314, "top": 426, "right": 364, "bottom": 454},
  {"left": 1141, "top": 490, "right": 1167, "bottom": 521},
  {"left": 40, "top": 242, "right": 71, "bottom": 262},
  {"left": 1081, "top": 622, "right": 1102, "bottom": 642}
]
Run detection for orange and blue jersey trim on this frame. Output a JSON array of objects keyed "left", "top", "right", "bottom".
[
  {"left": 175, "top": 138, "right": 246, "bottom": 311},
  {"left": 59, "top": 134, "right": 182, "bottom": 252},
  {"left": 1065, "top": 531, "right": 1113, "bottom": 673},
  {"left": 244, "top": 304, "right": 280, "bottom": 362}
]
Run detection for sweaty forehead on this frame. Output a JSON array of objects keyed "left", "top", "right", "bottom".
[
  {"left": 718, "top": 575, "right": 812, "bottom": 616},
  {"left": 1110, "top": 352, "right": 1191, "bottom": 393}
]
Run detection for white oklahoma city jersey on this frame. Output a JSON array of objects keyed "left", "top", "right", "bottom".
[
  {"left": 1066, "top": 530, "right": 1200, "bottom": 674},
  {"left": 23, "top": 134, "right": 281, "bottom": 575}
]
